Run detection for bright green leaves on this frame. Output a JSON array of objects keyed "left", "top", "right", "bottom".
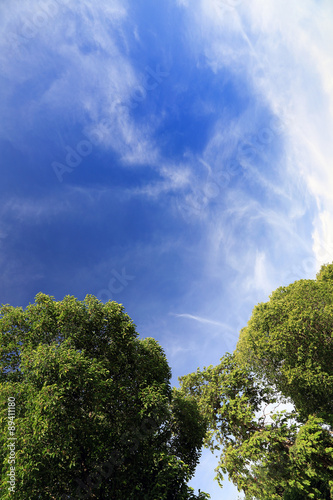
[
  {"left": 316, "top": 263, "right": 333, "bottom": 283},
  {"left": 290, "top": 415, "right": 333, "bottom": 476},
  {"left": 179, "top": 354, "right": 296, "bottom": 498},
  {"left": 180, "top": 353, "right": 333, "bottom": 498},
  {"left": 236, "top": 265, "right": 333, "bottom": 424},
  {"left": 180, "top": 264, "right": 333, "bottom": 499},
  {"left": 0, "top": 293, "right": 208, "bottom": 499}
]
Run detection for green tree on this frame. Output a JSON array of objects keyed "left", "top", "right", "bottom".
[
  {"left": 179, "top": 264, "right": 333, "bottom": 499},
  {"left": 0, "top": 293, "right": 209, "bottom": 500},
  {"left": 236, "top": 263, "right": 333, "bottom": 425}
]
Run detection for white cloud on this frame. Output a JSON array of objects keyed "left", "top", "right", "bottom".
[
  {"left": 0, "top": 0, "right": 162, "bottom": 166},
  {"left": 171, "top": 312, "right": 231, "bottom": 328},
  {"left": 241, "top": 1, "right": 333, "bottom": 270},
  {"left": 312, "top": 210, "right": 333, "bottom": 268},
  {"left": 250, "top": 250, "right": 272, "bottom": 295},
  {"left": 177, "top": 0, "right": 333, "bottom": 279}
]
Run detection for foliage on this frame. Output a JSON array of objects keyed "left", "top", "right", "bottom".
[
  {"left": 236, "top": 264, "right": 333, "bottom": 424},
  {"left": 0, "top": 293, "right": 209, "bottom": 499},
  {"left": 179, "top": 264, "right": 333, "bottom": 499}
]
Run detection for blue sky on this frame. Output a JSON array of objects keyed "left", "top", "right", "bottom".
[{"left": 1, "top": 0, "right": 333, "bottom": 497}]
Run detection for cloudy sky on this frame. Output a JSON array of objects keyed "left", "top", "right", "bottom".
[{"left": 1, "top": 0, "right": 333, "bottom": 497}]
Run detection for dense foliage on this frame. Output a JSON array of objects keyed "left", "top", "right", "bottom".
[
  {"left": 180, "top": 264, "right": 333, "bottom": 499},
  {"left": 0, "top": 293, "right": 209, "bottom": 499}
]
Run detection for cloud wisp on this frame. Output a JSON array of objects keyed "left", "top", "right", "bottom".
[{"left": 171, "top": 312, "right": 231, "bottom": 328}]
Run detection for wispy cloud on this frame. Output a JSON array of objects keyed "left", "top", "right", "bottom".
[
  {"left": 0, "top": 0, "right": 163, "bottom": 167},
  {"left": 175, "top": 0, "right": 333, "bottom": 282},
  {"left": 171, "top": 312, "right": 232, "bottom": 328}
]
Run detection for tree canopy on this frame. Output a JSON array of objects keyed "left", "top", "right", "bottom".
[
  {"left": 236, "top": 263, "right": 333, "bottom": 424},
  {"left": 2, "top": 265, "right": 333, "bottom": 499},
  {"left": 0, "top": 293, "right": 209, "bottom": 499},
  {"left": 180, "top": 264, "right": 333, "bottom": 499}
]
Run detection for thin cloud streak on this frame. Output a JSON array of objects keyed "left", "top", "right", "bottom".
[{"left": 171, "top": 313, "right": 232, "bottom": 329}]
